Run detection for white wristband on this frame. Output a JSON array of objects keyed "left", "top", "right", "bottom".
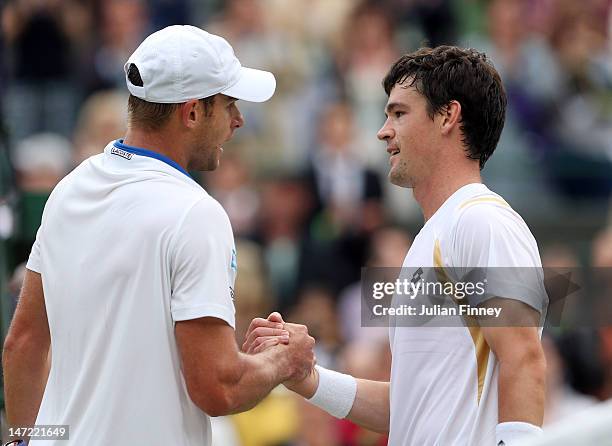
[
  {"left": 307, "top": 365, "right": 357, "bottom": 419},
  {"left": 496, "top": 422, "right": 543, "bottom": 445}
]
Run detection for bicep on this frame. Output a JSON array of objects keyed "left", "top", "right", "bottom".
[
  {"left": 5, "top": 269, "right": 49, "bottom": 347},
  {"left": 175, "top": 317, "right": 242, "bottom": 406},
  {"left": 480, "top": 299, "right": 542, "bottom": 362}
]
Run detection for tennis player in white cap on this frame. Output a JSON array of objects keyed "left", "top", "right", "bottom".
[{"left": 3, "top": 25, "right": 315, "bottom": 446}]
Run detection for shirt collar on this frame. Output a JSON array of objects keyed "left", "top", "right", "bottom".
[{"left": 112, "top": 139, "right": 192, "bottom": 179}]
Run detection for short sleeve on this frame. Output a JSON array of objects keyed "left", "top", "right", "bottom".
[
  {"left": 170, "top": 198, "right": 237, "bottom": 328},
  {"left": 26, "top": 227, "right": 43, "bottom": 273},
  {"left": 450, "top": 204, "right": 546, "bottom": 312}
]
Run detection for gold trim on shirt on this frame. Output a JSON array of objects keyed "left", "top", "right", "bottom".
[{"left": 433, "top": 239, "right": 490, "bottom": 403}]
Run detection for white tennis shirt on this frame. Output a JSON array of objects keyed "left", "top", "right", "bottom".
[
  {"left": 388, "top": 183, "right": 545, "bottom": 445},
  {"left": 27, "top": 140, "right": 237, "bottom": 446}
]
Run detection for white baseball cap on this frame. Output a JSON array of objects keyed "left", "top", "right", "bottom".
[{"left": 124, "top": 25, "right": 276, "bottom": 103}]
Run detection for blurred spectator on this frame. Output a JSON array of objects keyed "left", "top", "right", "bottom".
[
  {"left": 338, "top": 226, "right": 412, "bottom": 343},
  {"left": 290, "top": 396, "right": 339, "bottom": 446},
  {"left": 206, "top": 0, "right": 325, "bottom": 170},
  {"left": 147, "top": 0, "right": 190, "bottom": 31},
  {"left": 390, "top": 0, "right": 458, "bottom": 47},
  {"left": 541, "top": 243, "right": 580, "bottom": 268},
  {"left": 86, "top": 0, "right": 149, "bottom": 91},
  {"left": 462, "top": 0, "right": 563, "bottom": 215},
  {"left": 256, "top": 176, "right": 313, "bottom": 311},
  {"left": 231, "top": 387, "right": 300, "bottom": 446},
  {"left": 10, "top": 132, "right": 72, "bottom": 267},
  {"left": 590, "top": 227, "right": 612, "bottom": 332},
  {"left": 289, "top": 285, "right": 342, "bottom": 369},
  {"left": 540, "top": 243, "right": 583, "bottom": 328},
  {"left": 336, "top": 340, "right": 391, "bottom": 446},
  {"left": 544, "top": 0, "right": 612, "bottom": 201},
  {"left": 592, "top": 227, "right": 612, "bottom": 268},
  {"left": 0, "top": 120, "right": 14, "bottom": 241},
  {"left": 2, "top": 0, "right": 88, "bottom": 141},
  {"left": 338, "top": 339, "right": 391, "bottom": 382},
  {"left": 600, "top": 326, "right": 612, "bottom": 400},
  {"left": 336, "top": 1, "right": 399, "bottom": 169},
  {"left": 542, "top": 334, "right": 598, "bottom": 425},
  {"left": 207, "top": 153, "right": 260, "bottom": 238},
  {"left": 298, "top": 101, "right": 385, "bottom": 296},
  {"left": 11, "top": 132, "right": 72, "bottom": 192},
  {"left": 556, "top": 329, "right": 607, "bottom": 400},
  {"left": 72, "top": 89, "right": 127, "bottom": 164},
  {"left": 232, "top": 239, "right": 274, "bottom": 344},
  {"left": 305, "top": 101, "right": 384, "bottom": 235},
  {"left": 264, "top": 0, "right": 353, "bottom": 50}
]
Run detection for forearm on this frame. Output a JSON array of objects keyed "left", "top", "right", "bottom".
[
  {"left": 3, "top": 338, "right": 50, "bottom": 426},
  {"left": 290, "top": 368, "right": 390, "bottom": 434},
  {"left": 346, "top": 379, "right": 390, "bottom": 433},
  {"left": 498, "top": 353, "right": 546, "bottom": 425},
  {"left": 220, "top": 347, "right": 291, "bottom": 415}
]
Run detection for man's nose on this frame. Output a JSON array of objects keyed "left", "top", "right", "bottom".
[{"left": 377, "top": 119, "right": 393, "bottom": 141}]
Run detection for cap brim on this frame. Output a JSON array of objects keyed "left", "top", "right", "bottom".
[{"left": 221, "top": 67, "right": 276, "bottom": 103}]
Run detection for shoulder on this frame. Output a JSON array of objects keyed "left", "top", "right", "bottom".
[
  {"left": 39, "top": 157, "right": 97, "bottom": 218},
  {"left": 176, "top": 195, "right": 232, "bottom": 237},
  {"left": 447, "top": 192, "right": 541, "bottom": 267},
  {"left": 452, "top": 192, "right": 528, "bottom": 236},
  {"left": 170, "top": 195, "right": 235, "bottom": 269},
  {"left": 185, "top": 195, "right": 229, "bottom": 223}
]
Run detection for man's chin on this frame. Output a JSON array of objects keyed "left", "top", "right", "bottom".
[
  {"left": 388, "top": 172, "right": 413, "bottom": 189},
  {"left": 190, "top": 157, "right": 220, "bottom": 172},
  {"left": 206, "top": 159, "right": 220, "bottom": 171}
]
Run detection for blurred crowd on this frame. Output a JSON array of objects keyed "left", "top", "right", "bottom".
[{"left": 1, "top": 0, "right": 612, "bottom": 444}]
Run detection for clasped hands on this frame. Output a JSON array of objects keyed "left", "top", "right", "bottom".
[{"left": 242, "top": 312, "right": 319, "bottom": 397}]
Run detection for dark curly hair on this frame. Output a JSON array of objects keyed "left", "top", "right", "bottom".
[{"left": 383, "top": 46, "right": 506, "bottom": 169}]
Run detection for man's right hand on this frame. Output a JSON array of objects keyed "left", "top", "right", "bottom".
[{"left": 243, "top": 313, "right": 318, "bottom": 394}]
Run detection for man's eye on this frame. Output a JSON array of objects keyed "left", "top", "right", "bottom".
[{"left": 395, "top": 111, "right": 404, "bottom": 118}]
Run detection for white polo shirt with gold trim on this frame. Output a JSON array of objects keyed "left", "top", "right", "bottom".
[{"left": 388, "top": 183, "right": 544, "bottom": 445}]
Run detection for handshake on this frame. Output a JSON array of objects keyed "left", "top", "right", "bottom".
[{"left": 241, "top": 312, "right": 319, "bottom": 398}]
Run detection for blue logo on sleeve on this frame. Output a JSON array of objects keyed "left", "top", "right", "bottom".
[{"left": 230, "top": 248, "right": 237, "bottom": 271}]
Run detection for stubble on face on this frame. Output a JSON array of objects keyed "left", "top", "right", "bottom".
[
  {"left": 385, "top": 85, "right": 417, "bottom": 189},
  {"left": 384, "top": 83, "right": 435, "bottom": 190},
  {"left": 190, "top": 95, "right": 241, "bottom": 172},
  {"left": 389, "top": 157, "right": 413, "bottom": 188},
  {"left": 187, "top": 101, "right": 224, "bottom": 172},
  {"left": 187, "top": 124, "right": 220, "bottom": 171}
]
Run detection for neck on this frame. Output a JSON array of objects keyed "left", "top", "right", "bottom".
[
  {"left": 413, "top": 168, "right": 482, "bottom": 222},
  {"left": 123, "top": 127, "right": 188, "bottom": 170}
]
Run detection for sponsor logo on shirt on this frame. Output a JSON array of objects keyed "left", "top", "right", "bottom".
[
  {"left": 230, "top": 248, "right": 237, "bottom": 271},
  {"left": 111, "top": 147, "right": 133, "bottom": 160}
]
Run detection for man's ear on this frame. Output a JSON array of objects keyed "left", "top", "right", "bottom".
[
  {"left": 440, "top": 100, "right": 462, "bottom": 136},
  {"left": 180, "top": 99, "right": 200, "bottom": 129}
]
